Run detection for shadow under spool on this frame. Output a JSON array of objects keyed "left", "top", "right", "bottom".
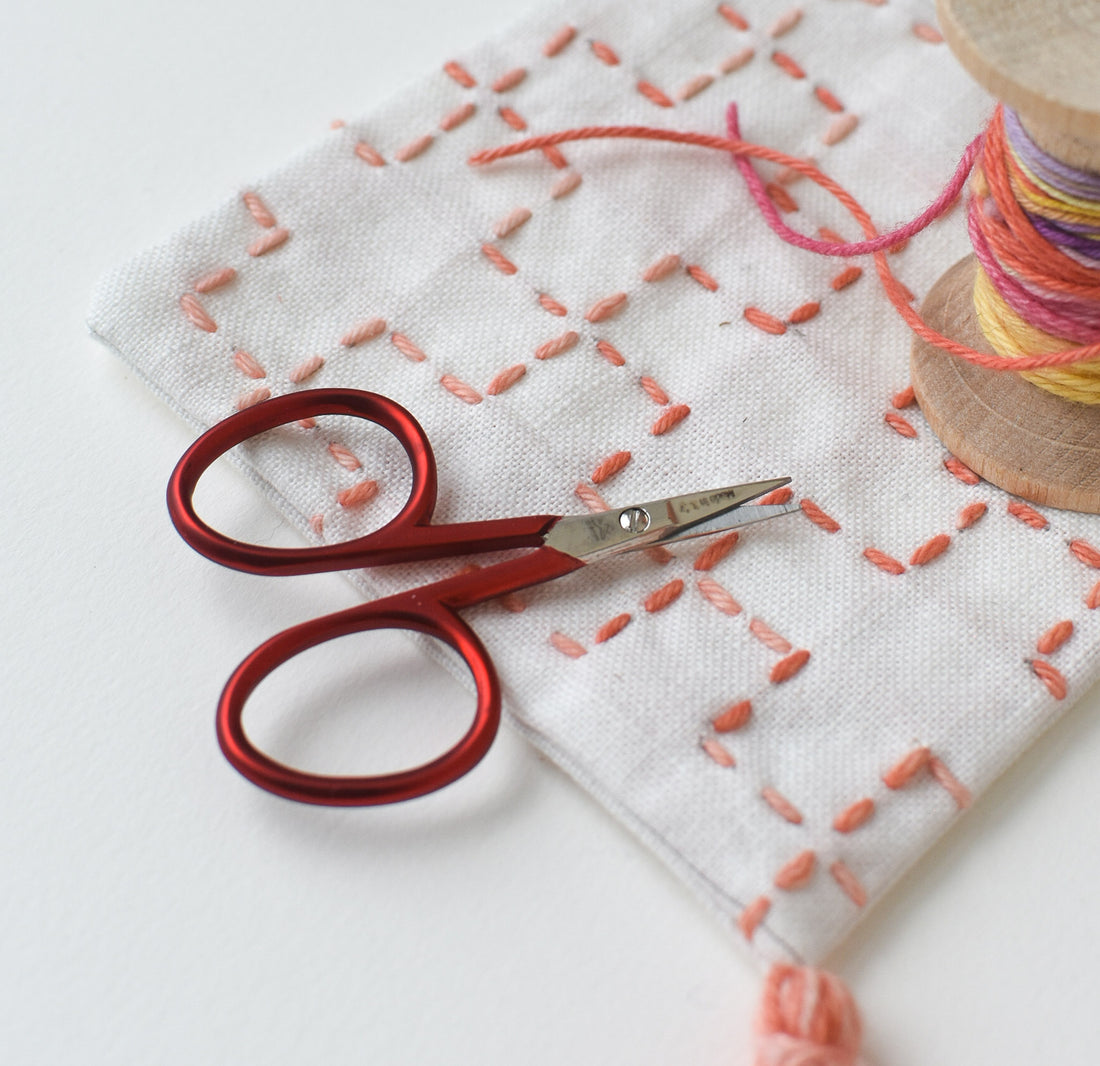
[{"left": 910, "top": 0, "right": 1100, "bottom": 513}]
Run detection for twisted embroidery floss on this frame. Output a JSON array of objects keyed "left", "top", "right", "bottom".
[{"left": 910, "top": 0, "right": 1100, "bottom": 513}]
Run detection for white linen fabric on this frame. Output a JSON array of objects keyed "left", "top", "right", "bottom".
[{"left": 89, "top": 0, "right": 1100, "bottom": 964}]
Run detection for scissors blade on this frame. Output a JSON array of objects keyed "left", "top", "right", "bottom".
[{"left": 545, "top": 478, "right": 796, "bottom": 561}]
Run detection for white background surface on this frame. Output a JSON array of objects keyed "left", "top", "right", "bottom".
[{"left": 3, "top": 1, "right": 1100, "bottom": 1063}]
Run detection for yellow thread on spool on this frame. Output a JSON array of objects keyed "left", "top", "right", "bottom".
[{"left": 972, "top": 266, "right": 1100, "bottom": 404}]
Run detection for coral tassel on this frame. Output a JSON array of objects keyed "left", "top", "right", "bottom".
[{"left": 756, "top": 965, "right": 862, "bottom": 1066}]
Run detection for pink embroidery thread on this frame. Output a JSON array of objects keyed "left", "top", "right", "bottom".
[
  {"left": 770, "top": 649, "right": 810, "bottom": 683},
  {"left": 774, "top": 850, "right": 816, "bottom": 890},
  {"left": 737, "top": 896, "right": 771, "bottom": 941},
  {"left": 591, "top": 451, "right": 631, "bottom": 484},
  {"left": 833, "top": 798, "right": 875, "bottom": 833},
  {"left": 585, "top": 292, "right": 628, "bottom": 322},
  {"left": 762, "top": 787, "right": 803, "bottom": 825},
  {"left": 341, "top": 318, "right": 387, "bottom": 347},
  {"left": 712, "top": 700, "right": 752, "bottom": 732}
]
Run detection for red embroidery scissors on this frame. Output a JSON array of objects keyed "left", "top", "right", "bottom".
[{"left": 168, "top": 388, "right": 795, "bottom": 807}]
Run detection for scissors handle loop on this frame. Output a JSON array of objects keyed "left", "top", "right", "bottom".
[
  {"left": 168, "top": 389, "right": 557, "bottom": 575},
  {"left": 217, "top": 548, "right": 583, "bottom": 805}
]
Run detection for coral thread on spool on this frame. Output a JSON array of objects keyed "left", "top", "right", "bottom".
[{"left": 910, "top": 0, "right": 1100, "bottom": 513}]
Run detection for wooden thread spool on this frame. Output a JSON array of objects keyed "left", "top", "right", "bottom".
[{"left": 910, "top": 0, "right": 1100, "bottom": 513}]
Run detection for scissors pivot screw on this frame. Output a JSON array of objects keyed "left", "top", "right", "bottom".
[{"left": 619, "top": 507, "right": 651, "bottom": 534}]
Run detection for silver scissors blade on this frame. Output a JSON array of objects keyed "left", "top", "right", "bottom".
[{"left": 545, "top": 478, "right": 796, "bottom": 561}]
